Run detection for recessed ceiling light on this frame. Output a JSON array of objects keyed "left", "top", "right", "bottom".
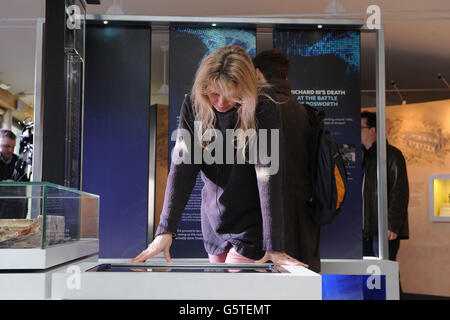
[
  {"left": 103, "top": 20, "right": 109, "bottom": 24},
  {"left": 318, "top": 25, "right": 323, "bottom": 29},
  {"left": 212, "top": 23, "right": 217, "bottom": 27}
]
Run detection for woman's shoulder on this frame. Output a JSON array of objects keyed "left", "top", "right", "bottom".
[
  {"left": 182, "top": 93, "right": 193, "bottom": 107},
  {"left": 180, "top": 93, "right": 195, "bottom": 115},
  {"left": 178, "top": 93, "right": 197, "bottom": 130}
]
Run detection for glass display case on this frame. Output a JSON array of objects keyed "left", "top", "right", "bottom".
[
  {"left": 0, "top": 182, "right": 99, "bottom": 249},
  {"left": 429, "top": 174, "right": 450, "bottom": 222}
]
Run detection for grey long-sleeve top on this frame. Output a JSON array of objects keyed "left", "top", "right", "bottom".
[{"left": 155, "top": 93, "right": 284, "bottom": 260}]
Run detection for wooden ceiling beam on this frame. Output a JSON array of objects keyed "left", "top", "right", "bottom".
[
  {"left": 0, "top": 88, "right": 17, "bottom": 111},
  {"left": 0, "top": 88, "right": 34, "bottom": 120}
]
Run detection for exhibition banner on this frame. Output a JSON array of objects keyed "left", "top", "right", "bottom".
[
  {"left": 169, "top": 26, "right": 256, "bottom": 257},
  {"left": 274, "top": 29, "right": 363, "bottom": 258}
]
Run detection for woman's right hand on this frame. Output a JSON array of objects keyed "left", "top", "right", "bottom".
[{"left": 128, "top": 233, "right": 174, "bottom": 263}]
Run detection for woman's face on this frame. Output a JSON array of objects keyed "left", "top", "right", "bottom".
[{"left": 207, "top": 90, "right": 238, "bottom": 113}]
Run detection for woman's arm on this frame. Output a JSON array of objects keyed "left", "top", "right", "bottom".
[
  {"left": 254, "top": 96, "right": 284, "bottom": 253},
  {"left": 254, "top": 96, "right": 308, "bottom": 267}
]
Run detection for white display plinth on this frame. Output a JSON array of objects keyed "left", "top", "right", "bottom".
[
  {"left": 51, "top": 258, "right": 322, "bottom": 300},
  {"left": 0, "top": 239, "right": 99, "bottom": 270},
  {"left": 0, "top": 255, "right": 98, "bottom": 300}
]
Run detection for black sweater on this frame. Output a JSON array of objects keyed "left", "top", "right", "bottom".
[{"left": 156, "top": 94, "right": 284, "bottom": 260}]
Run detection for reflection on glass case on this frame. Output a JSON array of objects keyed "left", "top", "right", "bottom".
[
  {"left": 0, "top": 182, "right": 99, "bottom": 248},
  {"left": 429, "top": 174, "right": 450, "bottom": 222}
]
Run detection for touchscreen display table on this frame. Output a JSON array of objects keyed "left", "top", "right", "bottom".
[
  {"left": 51, "top": 259, "right": 322, "bottom": 300},
  {"left": 87, "top": 262, "right": 288, "bottom": 273}
]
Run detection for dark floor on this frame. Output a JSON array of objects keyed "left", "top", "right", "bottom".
[{"left": 402, "top": 293, "right": 450, "bottom": 300}]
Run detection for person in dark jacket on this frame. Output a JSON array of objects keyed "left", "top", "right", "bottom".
[
  {"left": 130, "top": 46, "right": 306, "bottom": 267},
  {"left": 361, "top": 111, "right": 409, "bottom": 261},
  {"left": 0, "top": 129, "right": 19, "bottom": 181},
  {"left": 253, "top": 50, "right": 320, "bottom": 273},
  {"left": 0, "top": 128, "right": 27, "bottom": 219}
]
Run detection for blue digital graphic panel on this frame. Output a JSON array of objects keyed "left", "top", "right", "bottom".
[
  {"left": 169, "top": 26, "right": 256, "bottom": 257},
  {"left": 275, "top": 30, "right": 360, "bottom": 73},
  {"left": 173, "top": 27, "right": 256, "bottom": 64},
  {"left": 274, "top": 29, "right": 363, "bottom": 259},
  {"left": 322, "top": 275, "right": 386, "bottom": 300}
]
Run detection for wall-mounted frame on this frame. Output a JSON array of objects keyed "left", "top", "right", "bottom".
[{"left": 429, "top": 174, "right": 450, "bottom": 222}]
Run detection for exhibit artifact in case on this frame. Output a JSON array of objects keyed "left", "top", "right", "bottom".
[
  {"left": 0, "top": 215, "right": 65, "bottom": 248},
  {"left": 0, "top": 182, "right": 99, "bottom": 249}
]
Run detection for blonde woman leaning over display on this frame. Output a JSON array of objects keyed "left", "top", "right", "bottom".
[{"left": 130, "top": 45, "right": 308, "bottom": 267}]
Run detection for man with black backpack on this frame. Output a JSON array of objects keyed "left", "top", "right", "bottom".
[{"left": 253, "top": 50, "right": 321, "bottom": 272}]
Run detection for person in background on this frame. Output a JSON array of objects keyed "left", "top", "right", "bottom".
[
  {"left": 0, "top": 128, "right": 27, "bottom": 219},
  {"left": 361, "top": 111, "right": 409, "bottom": 260},
  {"left": 130, "top": 46, "right": 307, "bottom": 267},
  {"left": 361, "top": 111, "right": 409, "bottom": 298},
  {"left": 0, "top": 129, "right": 18, "bottom": 181},
  {"left": 253, "top": 49, "right": 321, "bottom": 273}
]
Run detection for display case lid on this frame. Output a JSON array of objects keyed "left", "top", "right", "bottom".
[{"left": 0, "top": 181, "right": 99, "bottom": 198}]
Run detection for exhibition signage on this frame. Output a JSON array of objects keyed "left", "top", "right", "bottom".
[{"left": 274, "top": 29, "right": 363, "bottom": 258}]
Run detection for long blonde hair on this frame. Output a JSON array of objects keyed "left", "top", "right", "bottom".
[{"left": 191, "top": 46, "right": 258, "bottom": 150}]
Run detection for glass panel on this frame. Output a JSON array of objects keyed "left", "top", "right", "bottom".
[{"left": 0, "top": 182, "right": 99, "bottom": 248}]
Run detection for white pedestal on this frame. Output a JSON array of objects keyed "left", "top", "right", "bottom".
[
  {"left": 51, "top": 258, "right": 322, "bottom": 300},
  {"left": 0, "top": 255, "right": 98, "bottom": 300},
  {"left": 0, "top": 239, "right": 99, "bottom": 270}
]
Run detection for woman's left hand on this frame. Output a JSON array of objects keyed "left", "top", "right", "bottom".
[{"left": 255, "top": 251, "right": 309, "bottom": 268}]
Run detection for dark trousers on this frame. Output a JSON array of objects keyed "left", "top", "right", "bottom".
[
  {"left": 363, "top": 235, "right": 403, "bottom": 299},
  {"left": 363, "top": 235, "right": 400, "bottom": 261}
]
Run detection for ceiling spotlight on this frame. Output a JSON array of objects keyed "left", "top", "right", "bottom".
[
  {"left": 212, "top": 23, "right": 217, "bottom": 27},
  {"left": 105, "top": 0, "right": 124, "bottom": 15},
  {"left": 103, "top": 20, "right": 109, "bottom": 24},
  {"left": 437, "top": 73, "right": 450, "bottom": 88},
  {"left": 324, "top": 0, "right": 346, "bottom": 15},
  {"left": 318, "top": 25, "right": 323, "bottom": 29},
  {"left": 391, "top": 80, "right": 406, "bottom": 105}
]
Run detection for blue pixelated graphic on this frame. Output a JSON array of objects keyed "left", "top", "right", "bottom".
[
  {"left": 173, "top": 27, "right": 256, "bottom": 63},
  {"left": 322, "top": 275, "right": 386, "bottom": 300},
  {"left": 274, "top": 30, "right": 360, "bottom": 73}
]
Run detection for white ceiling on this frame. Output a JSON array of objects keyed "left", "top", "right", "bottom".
[{"left": 0, "top": 0, "right": 449, "bottom": 107}]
